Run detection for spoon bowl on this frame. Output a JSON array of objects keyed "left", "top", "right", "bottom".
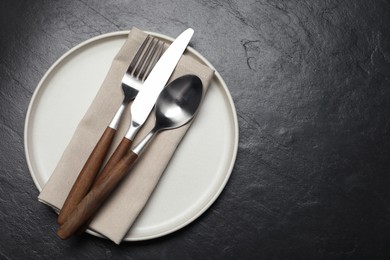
[
  {"left": 132, "top": 74, "right": 203, "bottom": 155},
  {"left": 155, "top": 74, "right": 203, "bottom": 130}
]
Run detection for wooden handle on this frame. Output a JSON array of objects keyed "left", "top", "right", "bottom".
[
  {"left": 57, "top": 151, "right": 138, "bottom": 239},
  {"left": 74, "top": 137, "right": 133, "bottom": 234},
  {"left": 57, "top": 127, "right": 116, "bottom": 225},
  {"left": 96, "top": 137, "right": 133, "bottom": 183}
]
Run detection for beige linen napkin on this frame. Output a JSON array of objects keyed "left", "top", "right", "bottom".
[{"left": 38, "top": 27, "right": 214, "bottom": 244}]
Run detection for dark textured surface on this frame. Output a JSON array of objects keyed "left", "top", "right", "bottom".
[{"left": 1, "top": 0, "right": 390, "bottom": 259}]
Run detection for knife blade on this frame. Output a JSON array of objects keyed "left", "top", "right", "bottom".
[{"left": 126, "top": 28, "right": 194, "bottom": 139}]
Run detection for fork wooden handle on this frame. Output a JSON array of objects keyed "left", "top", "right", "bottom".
[
  {"left": 57, "top": 151, "right": 139, "bottom": 239},
  {"left": 57, "top": 127, "right": 116, "bottom": 225}
]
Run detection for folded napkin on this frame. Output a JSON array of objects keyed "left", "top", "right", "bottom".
[{"left": 38, "top": 27, "right": 214, "bottom": 244}]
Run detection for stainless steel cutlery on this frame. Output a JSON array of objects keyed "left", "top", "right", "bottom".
[
  {"left": 58, "top": 35, "right": 165, "bottom": 225},
  {"left": 57, "top": 28, "right": 195, "bottom": 239}
]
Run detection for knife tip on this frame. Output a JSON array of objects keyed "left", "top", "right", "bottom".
[{"left": 185, "top": 28, "right": 194, "bottom": 36}]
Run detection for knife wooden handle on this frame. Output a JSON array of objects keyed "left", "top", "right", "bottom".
[
  {"left": 57, "top": 150, "right": 139, "bottom": 240},
  {"left": 95, "top": 137, "right": 133, "bottom": 183},
  {"left": 73, "top": 137, "right": 133, "bottom": 234},
  {"left": 57, "top": 127, "right": 116, "bottom": 225}
]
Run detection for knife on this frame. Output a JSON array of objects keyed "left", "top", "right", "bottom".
[
  {"left": 92, "top": 28, "right": 194, "bottom": 180},
  {"left": 57, "top": 28, "right": 194, "bottom": 239},
  {"left": 57, "top": 29, "right": 193, "bottom": 226}
]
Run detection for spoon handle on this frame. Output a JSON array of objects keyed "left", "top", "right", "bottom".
[
  {"left": 57, "top": 150, "right": 139, "bottom": 240},
  {"left": 57, "top": 126, "right": 116, "bottom": 225}
]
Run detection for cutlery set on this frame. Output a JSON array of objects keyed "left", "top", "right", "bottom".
[
  {"left": 56, "top": 28, "right": 202, "bottom": 239},
  {"left": 57, "top": 35, "right": 165, "bottom": 226}
]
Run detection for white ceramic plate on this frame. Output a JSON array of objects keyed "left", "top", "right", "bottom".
[{"left": 24, "top": 31, "right": 238, "bottom": 241}]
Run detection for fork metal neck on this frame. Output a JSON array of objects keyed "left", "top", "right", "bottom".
[{"left": 108, "top": 102, "right": 127, "bottom": 130}]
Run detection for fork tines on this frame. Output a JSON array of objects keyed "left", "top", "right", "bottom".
[{"left": 128, "top": 35, "right": 165, "bottom": 81}]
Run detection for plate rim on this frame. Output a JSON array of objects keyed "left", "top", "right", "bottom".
[{"left": 24, "top": 30, "right": 239, "bottom": 241}]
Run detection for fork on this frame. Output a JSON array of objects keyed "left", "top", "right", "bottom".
[{"left": 57, "top": 35, "right": 165, "bottom": 225}]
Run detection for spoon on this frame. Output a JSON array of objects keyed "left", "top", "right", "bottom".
[{"left": 57, "top": 74, "right": 203, "bottom": 239}]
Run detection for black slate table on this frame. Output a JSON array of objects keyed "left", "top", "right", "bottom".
[{"left": 1, "top": 0, "right": 390, "bottom": 259}]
